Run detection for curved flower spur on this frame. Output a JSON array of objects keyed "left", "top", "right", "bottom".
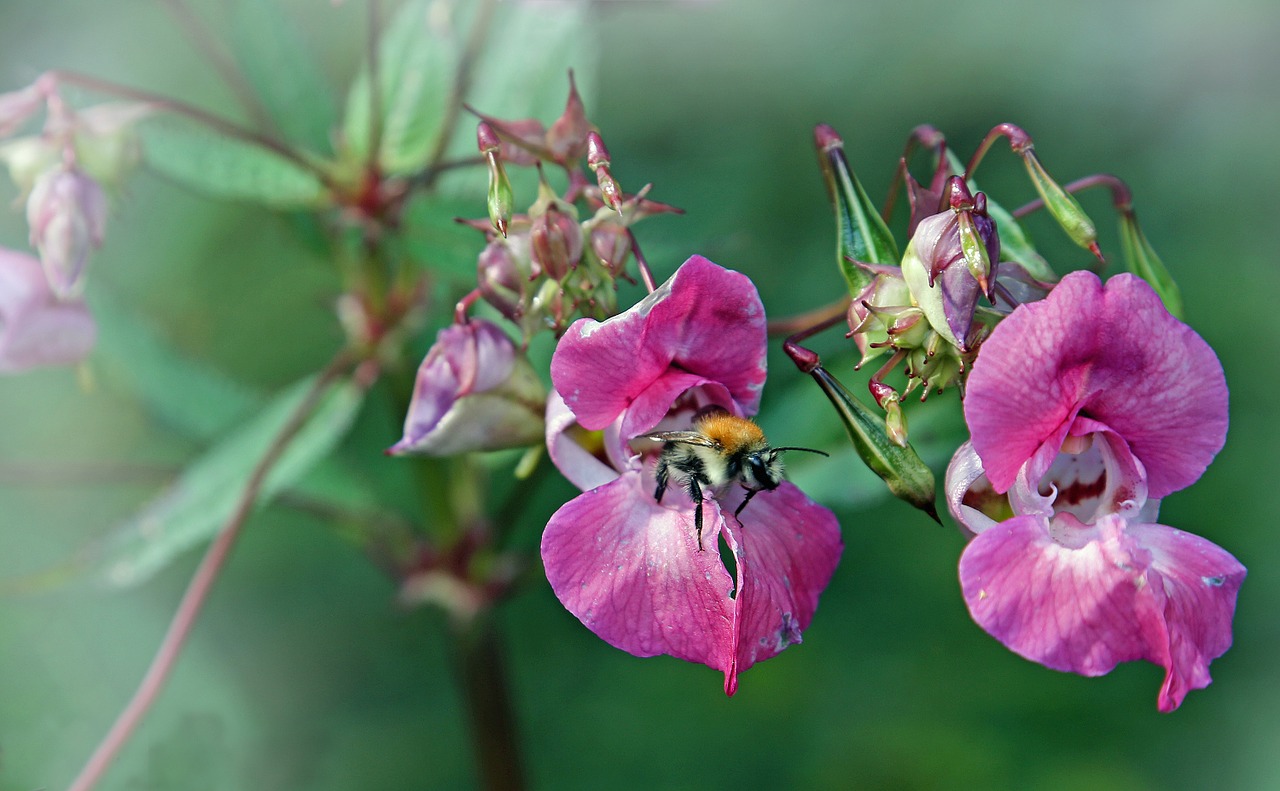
[{"left": 541, "top": 255, "right": 842, "bottom": 695}]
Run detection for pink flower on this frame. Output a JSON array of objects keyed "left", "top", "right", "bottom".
[
  {"left": 0, "top": 247, "right": 95, "bottom": 372},
  {"left": 948, "top": 271, "right": 1244, "bottom": 711},
  {"left": 541, "top": 255, "right": 842, "bottom": 694},
  {"left": 26, "top": 164, "right": 107, "bottom": 297},
  {"left": 388, "top": 319, "right": 546, "bottom": 456}
]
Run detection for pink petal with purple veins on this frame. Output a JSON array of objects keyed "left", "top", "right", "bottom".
[
  {"left": 551, "top": 256, "right": 767, "bottom": 430},
  {"left": 721, "top": 482, "right": 843, "bottom": 695},
  {"left": 966, "top": 271, "right": 1227, "bottom": 497},
  {"left": 960, "top": 512, "right": 1244, "bottom": 711},
  {"left": 541, "top": 470, "right": 736, "bottom": 675}
]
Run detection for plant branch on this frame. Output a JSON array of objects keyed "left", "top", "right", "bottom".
[
  {"left": 450, "top": 614, "right": 526, "bottom": 791},
  {"left": 64, "top": 350, "right": 358, "bottom": 791},
  {"left": 1012, "top": 173, "right": 1133, "bottom": 218},
  {"left": 50, "top": 70, "right": 334, "bottom": 189},
  {"left": 767, "top": 296, "right": 850, "bottom": 337}
]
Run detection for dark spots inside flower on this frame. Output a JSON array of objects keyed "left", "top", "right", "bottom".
[{"left": 962, "top": 476, "right": 1013, "bottom": 522}]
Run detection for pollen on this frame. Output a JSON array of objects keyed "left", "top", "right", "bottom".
[{"left": 695, "top": 412, "right": 765, "bottom": 452}]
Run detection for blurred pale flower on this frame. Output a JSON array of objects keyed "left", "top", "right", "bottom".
[{"left": 0, "top": 247, "right": 95, "bottom": 372}]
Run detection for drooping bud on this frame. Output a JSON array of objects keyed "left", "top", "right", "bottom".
[
  {"left": 389, "top": 319, "right": 546, "bottom": 456},
  {"left": 528, "top": 167, "right": 583, "bottom": 281},
  {"left": 586, "top": 131, "right": 622, "bottom": 213},
  {"left": 813, "top": 123, "right": 900, "bottom": 295},
  {"left": 0, "top": 81, "right": 46, "bottom": 137},
  {"left": 899, "top": 179, "right": 999, "bottom": 351},
  {"left": 806, "top": 363, "right": 937, "bottom": 521},
  {"left": 0, "top": 136, "right": 58, "bottom": 194},
  {"left": 72, "top": 102, "right": 152, "bottom": 185},
  {"left": 476, "top": 238, "right": 527, "bottom": 321},
  {"left": 1021, "top": 148, "right": 1102, "bottom": 261},
  {"left": 869, "top": 379, "right": 908, "bottom": 447},
  {"left": 546, "top": 71, "right": 590, "bottom": 165},
  {"left": 589, "top": 218, "right": 632, "bottom": 277},
  {"left": 1118, "top": 210, "right": 1183, "bottom": 319},
  {"left": 0, "top": 247, "right": 96, "bottom": 373},
  {"left": 478, "top": 122, "right": 512, "bottom": 238},
  {"left": 26, "top": 164, "right": 107, "bottom": 297}
]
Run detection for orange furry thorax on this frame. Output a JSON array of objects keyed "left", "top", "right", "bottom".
[{"left": 695, "top": 413, "right": 766, "bottom": 452}]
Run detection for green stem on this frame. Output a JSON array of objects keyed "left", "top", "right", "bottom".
[{"left": 449, "top": 613, "right": 526, "bottom": 791}]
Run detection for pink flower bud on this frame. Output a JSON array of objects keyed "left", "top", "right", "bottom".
[
  {"left": 476, "top": 239, "right": 527, "bottom": 321},
  {"left": 546, "top": 72, "right": 589, "bottom": 165},
  {"left": 529, "top": 204, "right": 583, "bottom": 281},
  {"left": 589, "top": 221, "right": 631, "bottom": 277},
  {"left": 0, "top": 81, "right": 46, "bottom": 137},
  {"left": 0, "top": 247, "right": 95, "bottom": 372},
  {"left": 26, "top": 165, "right": 107, "bottom": 297},
  {"left": 389, "top": 319, "right": 546, "bottom": 456}
]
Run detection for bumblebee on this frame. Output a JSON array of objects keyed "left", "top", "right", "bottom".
[{"left": 645, "top": 409, "right": 827, "bottom": 551}]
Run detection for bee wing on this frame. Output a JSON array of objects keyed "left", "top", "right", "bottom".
[{"left": 643, "top": 430, "right": 718, "bottom": 447}]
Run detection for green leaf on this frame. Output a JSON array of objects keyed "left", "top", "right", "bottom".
[
  {"left": 140, "top": 114, "right": 329, "bottom": 207},
  {"left": 342, "top": 0, "right": 458, "bottom": 174},
  {"left": 230, "top": 0, "right": 337, "bottom": 154},
  {"left": 808, "top": 365, "right": 938, "bottom": 520},
  {"left": 816, "top": 128, "right": 900, "bottom": 295},
  {"left": 97, "top": 374, "right": 365, "bottom": 587},
  {"left": 88, "top": 288, "right": 263, "bottom": 441}
]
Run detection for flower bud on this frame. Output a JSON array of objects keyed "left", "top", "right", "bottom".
[
  {"left": 546, "top": 71, "right": 590, "bottom": 165},
  {"left": 0, "top": 81, "right": 45, "bottom": 137},
  {"left": 530, "top": 203, "right": 583, "bottom": 282},
  {"left": 476, "top": 238, "right": 527, "bottom": 321},
  {"left": 1118, "top": 210, "right": 1183, "bottom": 319},
  {"left": 0, "top": 247, "right": 95, "bottom": 372},
  {"left": 388, "top": 319, "right": 546, "bottom": 456},
  {"left": 72, "top": 102, "right": 151, "bottom": 185},
  {"left": 478, "top": 122, "right": 513, "bottom": 237},
  {"left": 588, "top": 219, "right": 631, "bottom": 277},
  {"left": 1021, "top": 148, "right": 1102, "bottom": 260},
  {"left": 586, "top": 131, "right": 622, "bottom": 213},
  {"left": 900, "top": 182, "right": 999, "bottom": 352},
  {"left": 0, "top": 136, "right": 58, "bottom": 194},
  {"left": 26, "top": 165, "right": 107, "bottom": 297}
]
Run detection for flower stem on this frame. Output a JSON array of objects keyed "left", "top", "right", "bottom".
[
  {"left": 766, "top": 297, "right": 850, "bottom": 337},
  {"left": 64, "top": 351, "right": 357, "bottom": 791},
  {"left": 49, "top": 70, "right": 334, "bottom": 189},
  {"left": 449, "top": 613, "right": 526, "bottom": 791}
]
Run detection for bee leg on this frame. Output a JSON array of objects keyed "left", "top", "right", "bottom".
[
  {"left": 653, "top": 455, "right": 669, "bottom": 503},
  {"left": 734, "top": 487, "right": 761, "bottom": 519},
  {"left": 688, "top": 477, "right": 705, "bottom": 551}
]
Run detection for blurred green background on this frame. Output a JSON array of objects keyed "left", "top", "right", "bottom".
[{"left": 1, "top": 0, "right": 1278, "bottom": 789}]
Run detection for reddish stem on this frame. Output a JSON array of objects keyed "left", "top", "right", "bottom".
[
  {"left": 1012, "top": 173, "right": 1134, "bottom": 218},
  {"left": 963, "top": 122, "right": 1034, "bottom": 181},
  {"left": 782, "top": 309, "right": 846, "bottom": 373},
  {"left": 629, "top": 231, "right": 658, "bottom": 293},
  {"left": 65, "top": 352, "right": 357, "bottom": 791},
  {"left": 50, "top": 70, "right": 332, "bottom": 189},
  {"left": 767, "top": 297, "right": 850, "bottom": 337}
]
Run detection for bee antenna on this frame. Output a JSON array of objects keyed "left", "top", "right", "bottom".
[{"left": 771, "top": 446, "right": 829, "bottom": 457}]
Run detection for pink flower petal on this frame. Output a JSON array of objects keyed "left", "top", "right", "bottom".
[
  {"left": 541, "top": 470, "right": 736, "bottom": 674},
  {"left": 966, "top": 271, "right": 1227, "bottom": 497},
  {"left": 960, "top": 513, "right": 1244, "bottom": 711},
  {"left": 722, "top": 482, "right": 843, "bottom": 695},
  {"left": 551, "top": 256, "right": 767, "bottom": 430},
  {"left": 544, "top": 391, "right": 620, "bottom": 492},
  {"left": 0, "top": 248, "right": 95, "bottom": 372}
]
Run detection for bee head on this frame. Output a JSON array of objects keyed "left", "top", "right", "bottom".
[{"left": 743, "top": 445, "right": 829, "bottom": 492}]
